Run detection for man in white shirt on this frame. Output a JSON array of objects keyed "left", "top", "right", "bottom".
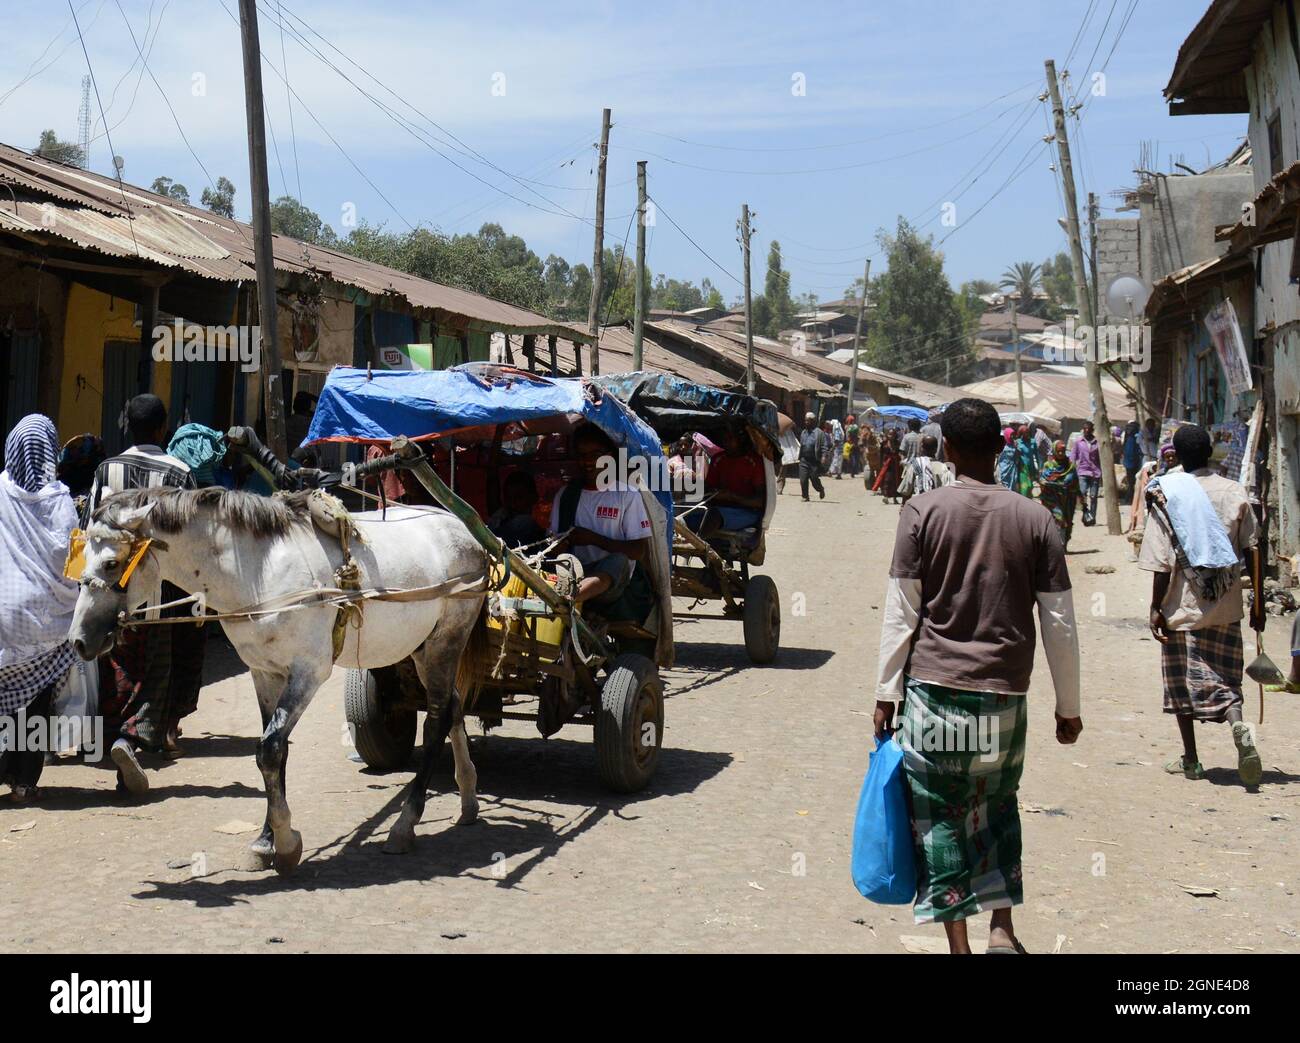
[{"left": 550, "top": 424, "right": 654, "bottom": 611}]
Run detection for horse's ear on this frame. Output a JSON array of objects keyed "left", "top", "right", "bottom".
[{"left": 115, "top": 502, "right": 157, "bottom": 532}]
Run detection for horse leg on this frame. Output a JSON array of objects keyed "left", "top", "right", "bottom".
[
  {"left": 244, "top": 669, "right": 282, "bottom": 865},
  {"left": 449, "top": 712, "right": 479, "bottom": 826},
  {"left": 383, "top": 696, "right": 455, "bottom": 855},
  {"left": 256, "top": 663, "right": 324, "bottom": 875}
]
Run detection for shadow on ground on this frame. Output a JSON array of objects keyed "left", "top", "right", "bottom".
[{"left": 130, "top": 735, "right": 732, "bottom": 905}]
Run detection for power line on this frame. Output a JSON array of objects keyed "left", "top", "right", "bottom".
[
  {"left": 618, "top": 79, "right": 1040, "bottom": 154},
  {"left": 67, "top": 0, "right": 139, "bottom": 256},
  {"left": 215, "top": 0, "right": 414, "bottom": 231},
  {"left": 608, "top": 99, "right": 1034, "bottom": 177},
  {"left": 649, "top": 195, "right": 742, "bottom": 286},
  {"left": 277, "top": 0, "right": 304, "bottom": 204}
]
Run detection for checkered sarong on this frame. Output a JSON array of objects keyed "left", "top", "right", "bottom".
[
  {"left": 1161, "top": 622, "right": 1244, "bottom": 722},
  {"left": 897, "top": 678, "right": 1028, "bottom": 924}
]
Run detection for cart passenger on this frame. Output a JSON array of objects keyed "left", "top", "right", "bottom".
[
  {"left": 550, "top": 424, "right": 655, "bottom": 618},
  {"left": 488, "top": 470, "right": 545, "bottom": 548},
  {"left": 684, "top": 422, "right": 765, "bottom": 537}
]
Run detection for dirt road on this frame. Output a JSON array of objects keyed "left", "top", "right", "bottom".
[{"left": 3, "top": 478, "right": 1297, "bottom": 953}]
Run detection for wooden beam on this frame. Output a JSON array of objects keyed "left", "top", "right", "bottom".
[
  {"left": 548, "top": 334, "right": 557, "bottom": 374},
  {"left": 1168, "top": 97, "right": 1249, "bottom": 116},
  {"left": 523, "top": 334, "right": 536, "bottom": 373}
]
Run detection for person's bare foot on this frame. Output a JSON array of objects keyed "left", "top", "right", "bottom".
[{"left": 988, "top": 909, "right": 1026, "bottom": 953}]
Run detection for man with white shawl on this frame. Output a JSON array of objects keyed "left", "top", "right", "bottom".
[{"left": 0, "top": 415, "right": 80, "bottom": 801}]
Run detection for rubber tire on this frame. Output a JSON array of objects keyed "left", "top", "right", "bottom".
[
  {"left": 344, "top": 668, "right": 417, "bottom": 770},
  {"left": 594, "top": 654, "right": 663, "bottom": 793},
  {"left": 742, "top": 574, "right": 781, "bottom": 664}
]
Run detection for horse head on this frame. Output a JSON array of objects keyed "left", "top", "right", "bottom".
[{"left": 69, "top": 498, "right": 164, "bottom": 660}]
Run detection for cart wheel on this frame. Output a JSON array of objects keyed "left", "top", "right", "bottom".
[
  {"left": 595, "top": 654, "right": 663, "bottom": 793},
  {"left": 344, "top": 669, "right": 416, "bottom": 770},
  {"left": 742, "top": 574, "right": 781, "bottom": 664}
]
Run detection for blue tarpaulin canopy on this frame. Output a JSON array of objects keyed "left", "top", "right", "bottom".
[
  {"left": 304, "top": 363, "right": 673, "bottom": 527},
  {"left": 866, "top": 405, "right": 929, "bottom": 424}
]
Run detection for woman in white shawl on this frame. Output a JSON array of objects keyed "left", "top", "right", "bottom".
[{"left": 0, "top": 414, "right": 80, "bottom": 802}]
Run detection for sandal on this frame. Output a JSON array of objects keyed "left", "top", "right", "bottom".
[
  {"left": 1264, "top": 680, "right": 1300, "bottom": 694},
  {"left": 987, "top": 938, "right": 1029, "bottom": 954},
  {"left": 1163, "top": 756, "right": 1204, "bottom": 780}
]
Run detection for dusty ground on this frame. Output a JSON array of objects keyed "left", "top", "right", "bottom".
[{"left": 2, "top": 477, "right": 1297, "bottom": 954}]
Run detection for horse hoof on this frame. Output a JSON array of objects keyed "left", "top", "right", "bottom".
[
  {"left": 456, "top": 800, "right": 479, "bottom": 826},
  {"left": 248, "top": 834, "right": 274, "bottom": 858},
  {"left": 240, "top": 848, "right": 274, "bottom": 872},
  {"left": 383, "top": 824, "right": 415, "bottom": 855},
  {"left": 273, "top": 831, "right": 303, "bottom": 875}
]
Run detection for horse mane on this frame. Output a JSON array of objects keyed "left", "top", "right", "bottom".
[{"left": 94, "top": 486, "right": 315, "bottom": 538}]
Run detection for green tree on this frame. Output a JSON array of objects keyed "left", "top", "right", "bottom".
[
  {"left": 763, "top": 241, "right": 795, "bottom": 335},
  {"left": 1040, "top": 251, "right": 1076, "bottom": 321},
  {"left": 35, "top": 129, "right": 83, "bottom": 166},
  {"left": 999, "top": 260, "right": 1044, "bottom": 316},
  {"left": 200, "top": 176, "right": 236, "bottom": 218},
  {"left": 866, "top": 218, "right": 972, "bottom": 384},
  {"left": 150, "top": 176, "right": 190, "bottom": 205},
  {"left": 269, "top": 196, "right": 336, "bottom": 244},
  {"left": 701, "top": 278, "right": 725, "bottom": 311}
]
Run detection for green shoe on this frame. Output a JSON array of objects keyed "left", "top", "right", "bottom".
[
  {"left": 1264, "top": 680, "right": 1300, "bottom": 694},
  {"left": 1164, "top": 757, "right": 1204, "bottom": 780},
  {"left": 1232, "top": 723, "right": 1263, "bottom": 787}
]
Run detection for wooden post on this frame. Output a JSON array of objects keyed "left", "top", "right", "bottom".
[
  {"left": 1046, "top": 58, "right": 1121, "bottom": 533},
  {"left": 503, "top": 333, "right": 515, "bottom": 365},
  {"left": 845, "top": 258, "right": 870, "bottom": 415},
  {"left": 1011, "top": 297, "right": 1024, "bottom": 410},
  {"left": 634, "top": 160, "right": 647, "bottom": 370},
  {"left": 238, "top": 0, "right": 287, "bottom": 460},
  {"left": 458, "top": 330, "right": 470, "bottom": 365},
  {"left": 740, "top": 203, "right": 755, "bottom": 396},
  {"left": 586, "top": 108, "right": 611, "bottom": 375},
  {"left": 523, "top": 334, "right": 536, "bottom": 373},
  {"left": 574, "top": 340, "right": 584, "bottom": 376},
  {"left": 138, "top": 281, "right": 159, "bottom": 395},
  {"left": 548, "top": 334, "right": 558, "bottom": 374}
]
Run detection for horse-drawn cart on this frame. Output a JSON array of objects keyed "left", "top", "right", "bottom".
[
  {"left": 304, "top": 363, "right": 676, "bottom": 792},
  {"left": 596, "top": 373, "right": 782, "bottom": 665}
]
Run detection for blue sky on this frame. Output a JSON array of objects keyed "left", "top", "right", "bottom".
[{"left": 1, "top": 0, "right": 1247, "bottom": 302}]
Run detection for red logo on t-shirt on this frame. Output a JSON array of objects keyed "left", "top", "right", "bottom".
[
  {"left": 596, "top": 505, "right": 620, "bottom": 519},
  {"left": 640, "top": 519, "right": 651, "bottom": 528}
]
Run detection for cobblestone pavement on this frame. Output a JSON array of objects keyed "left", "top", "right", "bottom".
[{"left": 3, "top": 480, "right": 1297, "bottom": 953}]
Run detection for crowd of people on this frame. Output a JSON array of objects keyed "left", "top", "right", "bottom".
[
  {"left": 860, "top": 396, "right": 1290, "bottom": 954},
  {"left": 0, "top": 393, "right": 317, "bottom": 802}
]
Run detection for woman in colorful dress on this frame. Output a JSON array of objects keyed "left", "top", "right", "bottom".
[
  {"left": 871, "top": 428, "right": 903, "bottom": 503},
  {"left": 1013, "top": 425, "right": 1038, "bottom": 498},
  {"left": 1038, "top": 440, "right": 1079, "bottom": 549},
  {"left": 996, "top": 426, "right": 1018, "bottom": 490}
]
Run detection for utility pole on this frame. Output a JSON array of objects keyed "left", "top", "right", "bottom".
[
  {"left": 586, "top": 107, "right": 611, "bottom": 376},
  {"left": 1046, "top": 58, "right": 1121, "bottom": 534},
  {"left": 1087, "top": 191, "right": 1100, "bottom": 327},
  {"left": 740, "top": 203, "right": 755, "bottom": 396},
  {"left": 633, "top": 160, "right": 647, "bottom": 370},
  {"left": 239, "top": 0, "right": 286, "bottom": 459},
  {"left": 1011, "top": 296, "right": 1024, "bottom": 410},
  {"left": 845, "top": 258, "right": 870, "bottom": 416}
]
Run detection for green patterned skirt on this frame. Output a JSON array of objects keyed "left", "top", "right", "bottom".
[{"left": 897, "top": 677, "right": 1028, "bottom": 924}]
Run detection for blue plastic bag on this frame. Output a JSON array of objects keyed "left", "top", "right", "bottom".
[{"left": 850, "top": 736, "right": 917, "bottom": 904}]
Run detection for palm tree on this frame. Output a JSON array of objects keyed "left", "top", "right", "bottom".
[{"left": 999, "top": 261, "right": 1043, "bottom": 315}]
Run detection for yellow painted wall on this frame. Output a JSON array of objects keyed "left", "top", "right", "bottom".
[{"left": 57, "top": 284, "right": 173, "bottom": 438}]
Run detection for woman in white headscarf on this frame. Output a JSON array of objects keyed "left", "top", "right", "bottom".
[{"left": 0, "top": 414, "right": 80, "bottom": 801}]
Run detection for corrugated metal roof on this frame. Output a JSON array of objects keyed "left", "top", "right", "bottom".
[
  {"left": 0, "top": 142, "right": 592, "bottom": 342},
  {"left": 957, "top": 370, "right": 1135, "bottom": 423}
]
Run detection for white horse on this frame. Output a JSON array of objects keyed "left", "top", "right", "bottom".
[{"left": 69, "top": 486, "right": 491, "bottom": 874}]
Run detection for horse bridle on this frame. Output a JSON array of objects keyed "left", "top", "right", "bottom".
[{"left": 65, "top": 527, "right": 167, "bottom": 592}]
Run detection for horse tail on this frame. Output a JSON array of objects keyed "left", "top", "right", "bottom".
[{"left": 454, "top": 597, "right": 494, "bottom": 714}]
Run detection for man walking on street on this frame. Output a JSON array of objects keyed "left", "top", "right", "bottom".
[
  {"left": 1071, "top": 419, "right": 1101, "bottom": 526},
  {"left": 797, "top": 412, "right": 828, "bottom": 502},
  {"left": 874, "top": 397, "right": 1082, "bottom": 954},
  {"left": 899, "top": 418, "right": 923, "bottom": 463},
  {"left": 86, "top": 394, "right": 195, "bottom": 796},
  {"left": 1139, "top": 424, "right": 1262, "bottom": 785}
]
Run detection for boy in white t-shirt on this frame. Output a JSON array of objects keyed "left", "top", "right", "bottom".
[{"left": 549, "top": 425, "right": 653, "bottom": 607}]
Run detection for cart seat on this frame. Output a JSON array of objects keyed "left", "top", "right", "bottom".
[{"left": 710, "top": 526, "right": 763, "bottom": 554}]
